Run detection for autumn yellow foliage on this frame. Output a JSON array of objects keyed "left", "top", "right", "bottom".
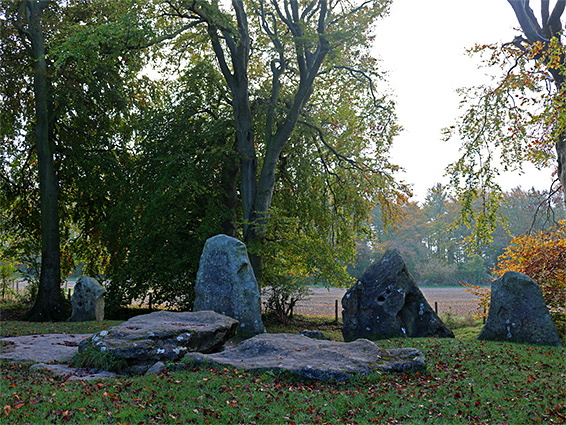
[
  {"left": 464, "top": 220, "right": 566, "bottom": 322},
  {"left": 495, "top": 220, "right": 566, "bottom": 315}
]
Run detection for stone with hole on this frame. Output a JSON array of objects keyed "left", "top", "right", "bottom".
[{"left": 342, "top": 249, "right": 454, "bottom": 341}]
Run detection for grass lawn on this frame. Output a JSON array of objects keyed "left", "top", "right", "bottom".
[{"left": 0, "top": 315, "right": 564, "bottom": 424}]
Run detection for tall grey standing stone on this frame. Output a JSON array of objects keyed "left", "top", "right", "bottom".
[
  {"left": 194, "top": 234, "right": 265, "bottom": 335},
  {"left": 68, "top": 276, "right": 106, "bottom": 322},
  {"left": 478, "top": 271, "right": 562, "bottom": 347},
  {"left": 342, "top": 249, "right": 454, "bottom": 341}
]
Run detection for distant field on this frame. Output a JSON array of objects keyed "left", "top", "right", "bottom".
[
  {"left": 294, "top": 286, "right": 478, "bottom": 318},
  {"left": 6, "top": 280, "right": 479, "bottom": 319}
]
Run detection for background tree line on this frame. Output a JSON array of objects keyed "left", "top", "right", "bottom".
[{"left": 350, "top": 185, "right": 565, "bottom": 287}]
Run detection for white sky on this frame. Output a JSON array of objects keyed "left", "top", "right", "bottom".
[{"left": 372, "top": 0, "right": 556, "bottom": 202}]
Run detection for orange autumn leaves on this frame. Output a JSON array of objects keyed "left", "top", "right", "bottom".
[
  {"left": 494, "top": 220, "right": 566, "bottom": 315},
  {"left": 465, "top": 220, "right": 566, "bottom": 320}
]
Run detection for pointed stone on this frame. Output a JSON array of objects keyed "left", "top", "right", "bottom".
[
  {"left": 342, "top": 249, "right": 454, "bottom": 341},
  {"left": 478, "top": 271, "right": 562, "bottom": 347}
]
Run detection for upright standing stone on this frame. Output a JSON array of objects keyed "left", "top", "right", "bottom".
[
  {"left": 194, "top": 234, "right": 265, "bottom": 335},
  {"left": 342, "top": 249, "right": 454, "bottom": 341},
  {"left": 478, "top": 271, "right": 562, "bottom": 347},
  {"left": 68, "top": 276, "right": 106, "bottom": 322}
]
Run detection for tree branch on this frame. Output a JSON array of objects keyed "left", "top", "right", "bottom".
[
  {"left": 333, "top": 65, "right": 387, "bottom": 111},
  {"left": 328, "top": 0, "right": 373, "bottom": 27},
  {"left": 548, "top": 0, "right": 566, "bottom": 35},
  {"left": 12, "top": 1, "right": 32, "bottom": 54},
  {"left": 143, "top": 21, "right": 202, "bottom": 48},
  {"left": 524, "top": 0, "right": 543, "bottom": 35},
  {"left": 507, "top": 0, "right": 548, "bottom": 43},
  {"left": 298, "top": 119, "right": 384, "bottom": 176}
]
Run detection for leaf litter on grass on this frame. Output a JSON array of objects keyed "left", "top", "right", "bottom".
[
  {"left": 2, "top": 335, "right": 564, "bottom": 424},
  {"left": 0, "top": 317, "right": 564, "bottom": 424}
]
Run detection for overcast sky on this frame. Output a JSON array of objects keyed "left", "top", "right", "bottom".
[{"left": 371, "top": 0, "right": 555, "bottom": 202}]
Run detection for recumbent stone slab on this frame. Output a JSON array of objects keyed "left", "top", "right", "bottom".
[
  {"left": 184, "top": 333, "right": 425, "bottom": 381},
  {"left": 478, "top": 271, "right": 562, "bottom": 347},
  {"left": 342, "top": 249, "right": 454, "bottom": 341},
  {"left": 80, "top": 310, "right": 239, "bottom": 365},
  {"left": 194, "top": 234, "right": 265, "bottom": 335}
]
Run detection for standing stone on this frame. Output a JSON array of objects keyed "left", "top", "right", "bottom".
[
  {"left": 342, "top": 249, "right": 454, "bottom": 341},
  {"left": 68, "top": 276, "right": 106, "bottom": 322},
  {"left": 478, "top": 271, "right": 562, "bottom": 347},
  {"left": 194, "top": 234, "right": 265, "bottom": 335}
]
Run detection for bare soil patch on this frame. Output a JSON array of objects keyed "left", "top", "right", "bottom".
[{"left": 293, "top": 286, "right": 478, "bottom": 318}]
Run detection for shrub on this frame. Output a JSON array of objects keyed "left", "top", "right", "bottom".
[
  {"left": 494, "top": 220, "right": 566, "bottom": 316},
  {"left": 262, "top": 275, "right": 312, "bottom": 323}
]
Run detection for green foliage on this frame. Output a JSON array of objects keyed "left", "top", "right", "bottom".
[
  {"left": 101, "top": 63, "right": 234, "bottom": 312},
  {"left": 361, "top": 185, "right": 564, "bottom": 286},
  {"left": 261, "top": 275, "right": 312, "bottom": 322},
  {"left": 0, "top": 262, "right": 17, "bottom": 300},
  {"left": 0, "top": 0, "right": 155, "bottom": 318},
  {"left": 420, "top": 259, "right": 458, "bottom": 286},
  {"left": 2, "top": 0, "right": 410, "bottom": 309},
  {"left": 458, "top": 255, "right": 491, "bottom": 286}
]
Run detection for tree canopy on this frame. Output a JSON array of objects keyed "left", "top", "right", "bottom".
[
  {"left": 1, "top": 0, "right": 409, "bottom": 317},
  {"left": 2, "top": 0, "right": 564, "bottom": 320},
  {"left": 444, "top": 0, "right": 565, "bottom": 248}
]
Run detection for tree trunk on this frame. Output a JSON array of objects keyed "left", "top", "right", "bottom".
[
  {"left": 233, "top": 90, "right": 262, "bottom": 283},
  {"left": 507, "top": 0, "right": 566, "bottom": 204},
  {"left": 220, "top": 147, "right": 239, "bottom": 237},
  {"left": 24, "top": 0, "right": 66, "bottom": 322}
]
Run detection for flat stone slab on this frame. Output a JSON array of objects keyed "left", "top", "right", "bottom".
[
  {"left": 0, "top": 334, "right": 117, "bottom": 381},
  {"left": 0, "top": 334, "right": 91, "bottom": 363},
  {"left": 184, "top": 333, "right": 425, "bottom": 381},
  {"left": 29, "top": 363, "right": 118, "bottom": 381},
  {"left": 83, "top": 310, "right": 239, "bottom": 363}
]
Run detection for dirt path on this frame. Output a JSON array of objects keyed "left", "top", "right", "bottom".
[{"left": 294, "top": 286, "right": 478, "bottom": 318}]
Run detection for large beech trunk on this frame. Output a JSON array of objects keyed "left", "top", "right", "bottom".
[
  {"left": 507, "top": 0, "right": 566, "bottom": 204},
  {"left": 24, "top": 0, "right": 66, "bottom": 322}
]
